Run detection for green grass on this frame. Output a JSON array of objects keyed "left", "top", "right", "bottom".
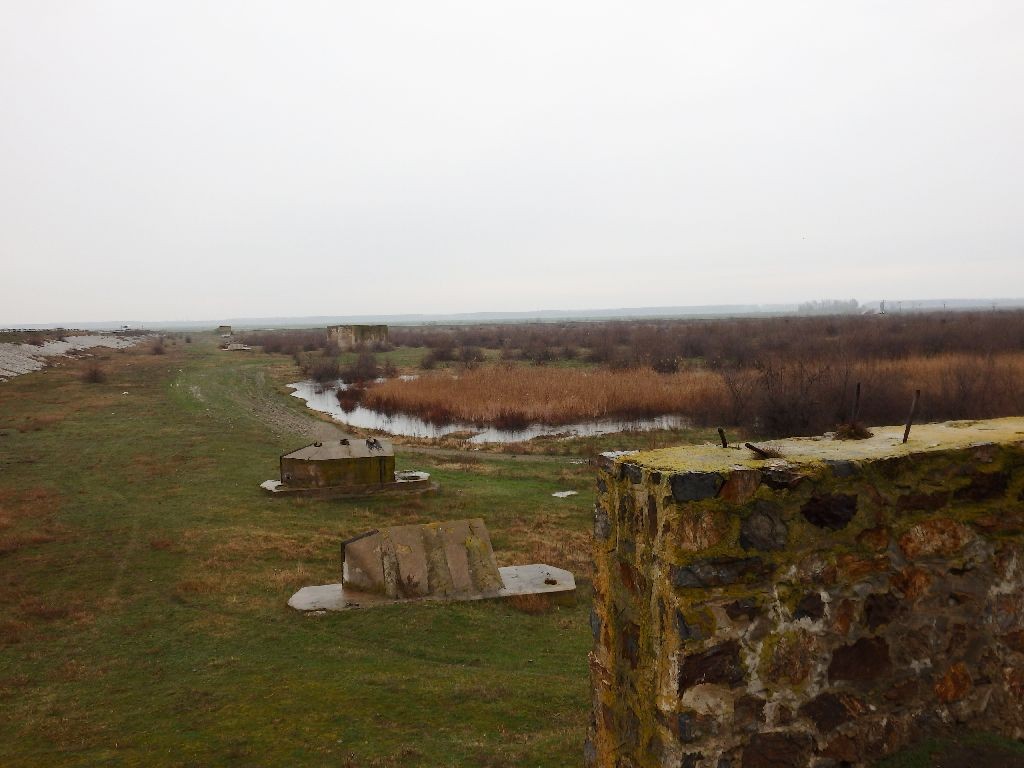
[
  {"left": 337, "top": 345, "right": 431, "bottom": 371},
  {"left": 5, "top": 337, "right": 1017, "bottom": 767},
  {"left": 0, "top": 337, "right": 593, "bottom": 767}
]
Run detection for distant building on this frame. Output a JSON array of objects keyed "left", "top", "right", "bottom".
[
  {"left": 217, "top": 325, "right": 232, "bottom": 337},
  {"left": 327, "top": 324, "right": 388, "bottom": 351}
]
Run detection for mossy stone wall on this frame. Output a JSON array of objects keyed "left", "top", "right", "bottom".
[{"left": 585, "top": 419, "right": 1024, "bottom": 768}]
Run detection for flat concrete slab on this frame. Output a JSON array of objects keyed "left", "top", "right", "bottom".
[
  {"left": 288, "top": 564, "right": 576, "bottom": 612},
  {"left": 287, "top": 583, "right": 347, "bottom": 611}
]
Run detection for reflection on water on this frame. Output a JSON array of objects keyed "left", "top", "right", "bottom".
[{"left": 288, "top": 380, "right": 690, "bottom": 444}]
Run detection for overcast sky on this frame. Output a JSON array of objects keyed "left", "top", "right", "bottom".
[{"left": 2, "top": 2, "right": 1022, "bottom": 324}]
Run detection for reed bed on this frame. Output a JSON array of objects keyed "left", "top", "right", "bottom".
[
  {"left": 362, "top": 353, "right": 1024, "bottom": 436},
  {"left": 363, "top": 365, "right": 727, "bottom": 426}
]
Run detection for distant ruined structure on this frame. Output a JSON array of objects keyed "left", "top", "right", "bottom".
[
  {"left": 328, "top": 324, "right": 389, "bottom": 351},
  {"left": 587, "top": 417, "right": 1024, "bottom": 768}
]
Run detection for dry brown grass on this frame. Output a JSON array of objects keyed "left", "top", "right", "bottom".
[
  {"left": 263, "top": 563, "right": 315, "bottom": 590},
  {"left": 496, "top": 512, "right": 592, "bottom": 580},
  {"left": 0, "top": 620, "right": 31, "bottom": 646},
  {"left": 17, "top": 596, "right": 90, "bottom": 623},
  {"left": 364, "top": 364, "right": 727, "bottom": 425},
  {"left": 202, "top": 529, "right": 327, "bottom": 565},
  {"left": 0, "top": 487, "right": 66, "bottom": 556},
  {"left": 173, "top": 576, "right": 221, "bottom": 597},
  {"left": 14, "top": 413, "right": 65, "bottom": 432},
  {"left": 506, "top": 593, "right": 556, "bottom": 615},
  {"left": 167, "top": 528, "right": 339, "bottom": 602},
  {"left": 362, "top": 353, "right": 1024, "bottom": 437}
]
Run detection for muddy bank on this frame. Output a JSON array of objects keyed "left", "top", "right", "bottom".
[{"left": 0, "top": 334, "right": 145, "bottom": 380}]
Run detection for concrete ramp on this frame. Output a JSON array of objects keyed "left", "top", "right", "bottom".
[{"left": 288, "top": 518, "right": 575, "bottom": 611}]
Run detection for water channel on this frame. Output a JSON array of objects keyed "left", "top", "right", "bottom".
[{"left": 288, "top": 379, "right": 690, "bottom": 444}]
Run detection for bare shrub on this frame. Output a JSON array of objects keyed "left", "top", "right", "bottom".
[
  {"left": 391, "top": 310, "right": 1024, "bottom": 368},
  {"left": 80, "top": 363, "right": 107, "bottom": 384},
  {"left": 238, "top": 329, "right": 327, "bottom": 356},
  {"left": 341, "top": 352, "right": 379, "bottom": 383},
  {"left": 506, "top": 593, "right": 556, "bottom": 615},
  {"left": 305, "top": 358, "right": 341, "bottom": 383}
]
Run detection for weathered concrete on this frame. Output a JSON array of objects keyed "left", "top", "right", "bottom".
[
  {"left": 288, "top": 565, "right": 576, "bottom": 611},
  {"left": 289, "top": 518, "right": 576, "bottom": 610},
  {"left": 327, "top": 324, "right": 389, "bottom": 351},
  {"left": 342, "top": 519, "right": 503, "bottom": 599},
  {"left": 586, "top": 417, "right": 1024, "bottom": 768},
  {"left": 263, "top": 438, "right": 435, "bottom": 497},
  {"left": 280, "top": 438, "right": 396, "bottom": 489}
]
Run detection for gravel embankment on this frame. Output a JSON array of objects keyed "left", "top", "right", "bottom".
[{"left": 0, "top": 334, "right": 143, "bottom": 380}]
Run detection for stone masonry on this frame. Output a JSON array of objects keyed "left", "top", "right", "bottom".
[
  {"left": 586, "top": 418, "right": 1024, "bottom": 767},
  {"left": 327, "top": 324, "right": 389, "bottom": 351}
]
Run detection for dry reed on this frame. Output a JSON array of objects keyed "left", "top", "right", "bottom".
[
  {"left": 362, "top": 353, "right": 1024, "bottom": 437},
  {"left": 364, "top": 365, "right": 727, "bottom": 425}
]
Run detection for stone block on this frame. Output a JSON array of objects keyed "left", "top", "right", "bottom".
[
  {"left": 678, "top": 641, "right": 745, "bottom": 692},
  {"left": 800, "top": 493, "right": 858, "bottom": 530},
  {"left": 739, "top": 505, "right": 787, "bottom": 551},
  {"left": 828, "top": 637, "right": 892, "bottom": 683},
  {"left": 899, "top": 518, "right": 973, "bottom": 560},
  {"left": 671, "top": 472, "right": 724, "bottom": 502},
  {"left": 671, "top": 557, "right": 772, "bottom": 589}
]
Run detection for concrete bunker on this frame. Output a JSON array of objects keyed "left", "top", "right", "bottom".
[
  {"left": 327, "top": 324, "right": 389, "bottom": 351},
  {"left": 261, "top": 437, "right": 435, "bottom": 497},
  {"left": 288, "top": 518, "right": 576, "bottom": 610}
]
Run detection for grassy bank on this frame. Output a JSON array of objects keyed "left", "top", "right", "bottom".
[{"left": 0, "top": 337, "right": 593, "bottom": 767}]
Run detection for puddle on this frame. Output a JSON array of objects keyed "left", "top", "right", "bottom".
[
  {"left": 552, "top": 490, "right": 579, "bottom": 498},
  {"left": 288, "top": 380, "right": 691, "bottom": 444}
]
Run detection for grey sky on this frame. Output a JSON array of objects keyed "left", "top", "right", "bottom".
[{"left": 2, "top": 2, "right": 1022, "bottom": 324}]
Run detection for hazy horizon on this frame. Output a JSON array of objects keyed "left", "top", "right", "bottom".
[{"left": 3, "top": 2, "right": 1023, "bottom": 325}]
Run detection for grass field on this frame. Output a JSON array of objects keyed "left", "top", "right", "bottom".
[
  {"left": 0, "top": 336, "right": 595, "bottom": 767},
  {"left": 3, "top": 333, "right": 1023, "bottom": 767}
]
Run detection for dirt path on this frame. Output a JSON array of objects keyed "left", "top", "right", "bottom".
[{"left": 227, "top": 369, "right": 346, "bottom": 442}]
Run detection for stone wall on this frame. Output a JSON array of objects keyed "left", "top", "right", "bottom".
[{"left": 586, "top": 418, "right": 1024, "bottom": 768}]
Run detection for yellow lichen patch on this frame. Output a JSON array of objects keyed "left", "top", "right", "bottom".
[{"left": 626, "top": 417, "right": 1024, "bottom": 474}]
